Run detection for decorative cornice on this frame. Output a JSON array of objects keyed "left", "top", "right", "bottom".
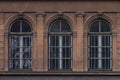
[{"left": 1, "top": 71, "right": 120, "bottom": 76}]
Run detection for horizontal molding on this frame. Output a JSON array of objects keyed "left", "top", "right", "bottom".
[
  {"left": 0, "top": 0, "right": 119, "bottom": 2},
  {"left": 1, "top": 71, "right": 120, "bottom": 76}
]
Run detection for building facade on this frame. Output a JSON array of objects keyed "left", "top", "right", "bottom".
[{"left": 0, "top": 0, "right": 120, "bottom": 80}]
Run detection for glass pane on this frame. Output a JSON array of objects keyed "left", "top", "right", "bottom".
[
  {"left": 10, "top": 36, "right": 20, "bottom": 59},
  {"left": 50, "top": 20, "right": 60, "bottom": 32},
  {"left": 23, "top": 36, "right": 31, "bottom": 46},
  {"left": 62, "top": 59, "right": 71, "bottom": 70},
  {"left": 90, "top": 36, "right": 98, "bottom": 46},
  {"left": 90, "top": 21, "right": 99, "bottom": 32},
  {"left": 12, "top": 59, "right": 20, "bottom": 69},
  {"left": 102, "top": 36, "right": 110, "bottom": 46},
  {"left": 22, "top": 21, "right": 31, "bottom": 32},
  {"left": 61, "top": 20, "right": 71, "bottom": 32},
  {"left": 89, "top": 59, "right": 98, "bottom": 70},
  {"left": 10, "top": 21, "right": 20, "bottom": 32},
  {"left": 23, "top": 59, "right": 31, "bottom": 69},
  {"left": 62, "top": 36, "right": 71, "bottom": 46},
  {"left": 102, "top": 47, "right": 110, "bottom": 58},
  {"left": 50, "top": 19, "right": 71, "bottom": 32},
  {"left": 10, "top": 20, "right": 31, "bottom": 32},
  {"left": 50, "top": 59, "right": 59, "bottom": 70},
  {"left": 101, "top": 21, "right": 110, "bottom": 32},
  {"left": 11, "top": 36, "right": 20, "bottom": 46},
  {"left": 50, "top": 47, "right": 59, "bottom": 58},
  {"left": 66, "top": 36, "right": 71, "bottom": 46},
  {"left": 50, "top": 36, "right": 59, "bottom": 46},
  {"left": 55, "top": 36, "right": 59, "bottom": 46},
  {"left": 102, "top": 59, "right": 110, "bottom": 70},
  {"left": 50, "top": 36, "right": 55, "bottom": 46},
  {"left": 9, "top": 35, "right": 32, "bottom": 70},
  {"left": 23, "top": 48, "right": 31, "bottom": 58},
  {"left": 90, "top": 47, "right": 98, "bottom": 58},
  {"left": 11, "top": 48, "right": 20, "bottom": 58},
  {"left": 62, "top": 47, "right": 66, "bottom": 57},
  {"left": 66, "top": 47, "right": 71, "bottom": 57},
  {"left": 62, "top": 36, "right": 65, "bottom": 46},
  {"left": 62, "top": 47, "right": 71, "bottom": 58}
]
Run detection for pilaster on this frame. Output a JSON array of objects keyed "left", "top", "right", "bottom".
[
  {"left": 73, "top": 12, "right": 84, "bottom": 71},
  {"left": 35, "top": 12, "right": 45, "bottom": 71}
]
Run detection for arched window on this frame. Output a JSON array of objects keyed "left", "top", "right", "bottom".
[
  {"left": 9, "top": 19, "right": 32, "bottom": 70},
  {"left": 49, "top": 18, "right": 72, "bottom": 70},
  {"left": 88, "top": 19, "right": 112, "bottom": 70}
]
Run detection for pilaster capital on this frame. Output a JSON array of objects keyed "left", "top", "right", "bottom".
[
  {"left": 112, "top": 30, "right": 117, "bottom": 36},
  {"left": 44, "top": 31, "right": 48, "bottom": 37},
  {"left": 33, "top": 32, "right": 37, "bottom": 37},
  {"left": 4, "top": 32, "right": 9, "bottom": 36},
  {"left": 84, "top": 30, "right": 88, "bottom": 36},
  {"left": 73, "top": 31, "right": 77, "bottom": 36}
]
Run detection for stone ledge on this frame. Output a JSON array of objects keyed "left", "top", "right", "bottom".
[{"left": 1, "top": 71, "right": 120, "bottom": 76}]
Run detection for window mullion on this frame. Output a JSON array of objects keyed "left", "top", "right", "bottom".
[
  {"left": 59, "top": 36, "right": 62, "bottom": 70},
  {"left": 20, "top": 36, "right": 23, "bottom": 69},
  {"left": 98, "top": 35, "right": 102, "bottom": 69},
  {"left": 110, "top": 36, "right": 112, "bottom": 69},
  {"left": 20, "top": 20, "right": 22, "bottom": 32},
  {"left": 60, "top": 20, "right": 61, "bottom": 32},
  {"left": 9, "top": 36, "right": 13, "bottom": 69},
  {"left": 99, "top": 20, "right": 101, "bottom": 32},
  {"left": 70, "top": 35, "right": 72, "bottom": 69},
  {"left": 49, "top": 36, "right": 50, "bottom": 69}
]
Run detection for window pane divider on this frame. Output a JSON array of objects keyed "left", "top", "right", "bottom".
[
  {"left": 49, "top": 32, "right": 72, "bottom": 35},
  {"left": 9, "top": 32, "right": 33, "bottom": 35}
]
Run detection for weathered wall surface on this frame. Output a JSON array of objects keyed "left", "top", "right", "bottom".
[
  {"left": 0, "top": 1, "right": 119, "bottom": 72},
  {"left": 0, "top": 1, "right": 119, "bottom": 12}
]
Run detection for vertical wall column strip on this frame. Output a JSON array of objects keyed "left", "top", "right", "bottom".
[
  {"left": 98, "top": 36, "right": 102, "bottom": 69},
  {"left": 73, "top": 13, "right": 84, "bottom": 71},
  {"left": 112, "top": 30, "right": 117, "bottom": 71},
  {"left": 36, "top": 13, "right": 45, "bottom": 71}
]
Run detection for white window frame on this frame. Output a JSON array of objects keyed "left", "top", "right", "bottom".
[
  {"left": 9, "top": 19, "right": 32, "bottom": 70},
  {"left": 48, "top": 19, "right": 72, "bottom": 70},
  {"left": 88, "top": 19, "right": 112, "bottom": 71}
]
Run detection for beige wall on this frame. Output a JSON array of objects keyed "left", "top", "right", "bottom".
[
  {"left": 0, "top": 1, "right": 119, "bottom": 12},
  {"left": 0, "top": 1, "right": 119, "bottom": 72}
]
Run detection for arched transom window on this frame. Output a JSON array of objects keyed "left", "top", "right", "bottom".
[
  {"left": 9, "top": 19, "right": 32, "bottom": 70},
  {"left": 88, "top": 19, "right": 112, "bottom": 70},
  {"left": 49, "top": 18, "right": 72, "bottom": 70}
]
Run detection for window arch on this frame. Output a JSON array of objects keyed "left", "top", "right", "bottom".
[
  {"left": 49, "top": 19, "right": 71, "bottom": 32},
  {"left": 48, "top": 18, "right": 72, "bottom": 70},
  {"left": 88, "top": 19, "right": 112, "bottom": 70},
  {"left": 9, "top": 19, "right": 32, "bottom": 70}
]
